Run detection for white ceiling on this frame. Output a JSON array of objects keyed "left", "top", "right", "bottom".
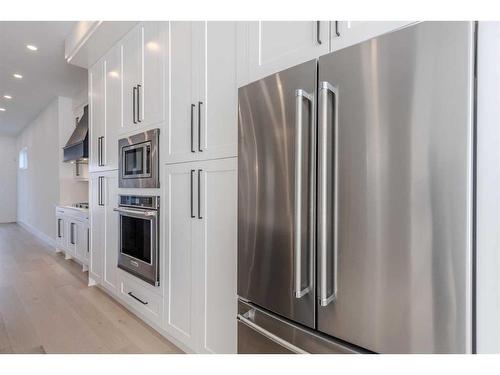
[{"left": 0, "top": 21, "right": 87, "bottom": 136}]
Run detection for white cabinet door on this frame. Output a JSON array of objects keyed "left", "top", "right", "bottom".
[
  {"left": 89, "top": 59, "right": 105, "bottom": 172},
  {"left": 90, "top": 174, "right": 104, "bottom": 283},
  {"left": 167, "top": 21, "right": 197, "bottom": 163},
  {"left": 243, "top": 21, "right": 329, "bottom": 84},
  {"left": 142, "top": 22, "right": 166, "bottom": 127},
  {"left": 75, "top": 222, "right": 89, "bottom": 265},
  {"left": 67, "top": 220, "right": 79, "bottom": 257},
  {"left": 103, "top": 45, "right": 121, "bottom": 170},
  {"left": 163, "top": 162, "right": 200, "bottom": 350},
  {"left": 56, "top": 214, "right": 67, "bottom": 251},
  {"left": 122, "top": 22, "right": 166, "bottom": 132},
  {"left": 197, "top": 158, "right": 237, "bottom": 354},
  {"left": 196, "top": 21, "right": 238, "bottom": 162},
  {"left": 163, "top": 158, "right": 238, "bottom": 353},
  {"left": 330, "top": 21, "right": 414, "bottom": 51},
  {"left": 122, "top": 24, "right": 142, "bottom": 130},
  {"left": 103, "top": 172, "right": 119, "bottom": 293},
  {"left": 167, "top": 21, "right": 238, "bottom": 164}
]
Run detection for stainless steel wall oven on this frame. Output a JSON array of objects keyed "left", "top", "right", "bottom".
[{"left": 115, "top": 195, "right": 160, "bottom": 286}]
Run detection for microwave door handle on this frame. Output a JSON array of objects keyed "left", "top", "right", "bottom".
[
  {"left": 318, "top": 81, "right": 338, "bottom": 307},
  {"left": 142, "top": 145, "right": 149, "bottom": 178},
  {"left": 294, "top": 89, "right": 313, "bottom": 299}
]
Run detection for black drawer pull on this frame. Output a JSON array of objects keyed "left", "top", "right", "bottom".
[{"left": 128, "top": 292, "right": 148, "bottom": 305}]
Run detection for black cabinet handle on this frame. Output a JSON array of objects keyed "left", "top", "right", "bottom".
[
  {"left": 316, "top": 21, "right": 322, "bottom": 45},
  {"left": 87, "top": 228, "right": 90, "bottom": 253},
  {"left": 335, "top": 21, "right": 340, "bottom": 37},
  {"left": 128, "top": 292, "right": 148, "bottom": 305},
  {"left": 98, "top": 136, "right": 105, "bottom": 167},
  {"left": 98, "top": 176, "right": 104, "bottom": 206},
  {"left": 57, "top": 219, "right": 62, "bottom": 238},
  {"left": 198, "top": 169, "right": 202, "bottom": 219},
  {"left": 198, "top": 101, "right": 203, "bottom": 152},
  {"left": 190, "top": 169, "right": 195, "bottom": 218},
  {"left": 133, "top": 86, "right": 137, "bottom": 124},
  {"left": 70, "top": 223, "right": 76, "bottom": 245},
  {"left": 97, "top": 137, "right": 101, "bottom": 166},
  {"left": 190, "top": 104, "right": 196, "bottom": 153},
  {"left": 137, "top": 84, "right": 142, "bottom": 123}
]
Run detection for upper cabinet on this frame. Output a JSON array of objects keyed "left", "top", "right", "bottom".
[
  {"left": 121, "top": 22, "right": 166, "bottom": 132},
  {"left": 89, "top": 59, "right": 105, "bottom": 172},
  {"left": 330, "top": 21, "right": 414, "bottom": 51},
  {"left": 239, "top": 21, "right": 330, "bottom": 84},
  {"left": 166, "top": 21, "right": 238, "bottom": 164},
  {"left": 238, "top": 21, "right": 416, "bottom": 86},
  {"left": 88, "top": 46, "right": 120, "bottom": 173}
]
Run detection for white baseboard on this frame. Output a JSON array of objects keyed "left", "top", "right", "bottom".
[{"left": 17, "top": 220, "right": 56, "bottom": 248}]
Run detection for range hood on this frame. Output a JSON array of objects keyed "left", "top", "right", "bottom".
[{"left": 63, "top": 105, "right": 89, "bottom": 162}]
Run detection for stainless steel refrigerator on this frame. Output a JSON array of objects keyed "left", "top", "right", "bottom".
[{"left": 237, "top": 21, "right": 475, "bottom": 354}]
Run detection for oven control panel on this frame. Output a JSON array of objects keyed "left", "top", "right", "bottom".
[{"left": 119, "top": 195, "right": 159, "bottom": 210}]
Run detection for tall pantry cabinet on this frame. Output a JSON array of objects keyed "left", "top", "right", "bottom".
[{"left": 163, "top": 21, "right": 238, "bottom": 354}]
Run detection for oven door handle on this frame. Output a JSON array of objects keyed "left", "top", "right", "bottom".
[{"left": 113, "top": 207, "right": 157, "bottom": 217}]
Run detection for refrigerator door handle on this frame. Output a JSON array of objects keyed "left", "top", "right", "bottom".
[
  {"left": 318, "top": 81, "right": 338, "bottom": 307},
  {"left": 294, "top": 89, "right": 314, "bottom": 299}
]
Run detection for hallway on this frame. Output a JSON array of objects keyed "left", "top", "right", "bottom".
[{"left": 0, "top": 223, "right": 182, "bottom": 354}]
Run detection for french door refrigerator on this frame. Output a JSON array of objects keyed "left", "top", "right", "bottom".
[{"left": 237, "top": 21, "right": 475, "bottom": 354}]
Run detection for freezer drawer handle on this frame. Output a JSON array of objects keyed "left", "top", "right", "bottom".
[
  {"left": 237, "top": 312, "right": 308, "bottom": 354},
  {"left": 318, "top": 81, "right": 339, "bottom": 307},
  {"left": 294, "top": 89, "right": 314, "bottom": 299}
]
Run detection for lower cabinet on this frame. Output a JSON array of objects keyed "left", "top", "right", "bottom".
[
  {"left": 89, "top": 170, "right": 119, "bottom": 292},
  {"left": 55, "top": 212, "right": 68, "bottom": 252},
  {"left": 55, "top": 208, "right": 89, "bottom": 267},
  {"left": 163, "top": 157, "right": 237, "bottom": 353},
  {"left": 117, "top": 270, "right": 164, "bottom": 328}
]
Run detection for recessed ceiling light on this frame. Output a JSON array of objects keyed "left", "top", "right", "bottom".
[
  {"left": 13, "top": 73, "right": 23, "bottom": 79},
  {"left": 0, "top": 108, "right": 6, "bottom": 112},
  {"left": 26, "top": 44, "right": 38, "bottom": 51},
  {"left": 3, "top": 95, "right": 12, "bottom": 99}
]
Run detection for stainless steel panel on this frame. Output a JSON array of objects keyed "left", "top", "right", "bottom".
[
  {"left": 317, "top": 21, "right": 474, "bottom": 353},
  {"left": 237, "top": 300, "right": 363, "bottom": 354},
  {"left": 238, "top": 60, "right": 317, "bottom": 328},
  {"left": 118, "top": 128, "right": 160, "bottom": 188}
]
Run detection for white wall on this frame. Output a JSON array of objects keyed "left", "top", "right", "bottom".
[
  {"left": 477, "top": 21, "right": 500, "bottom": 354},
  {"left": 0, "top": 136, "right": 17, "bottom": 223},
  {"left": 16, "top": 96, "right": 88, "bottom": 242}
]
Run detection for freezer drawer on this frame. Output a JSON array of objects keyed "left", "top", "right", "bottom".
[
  {"left": 237, "top": 300, "right": 362, "bottom": 354},
  {"left": 238, "top": 321, "right": 294, "bottom": 354}
]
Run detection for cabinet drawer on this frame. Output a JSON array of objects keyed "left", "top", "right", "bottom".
[{"left": 119, "top": 275, "right": 163, "bottom": 326}]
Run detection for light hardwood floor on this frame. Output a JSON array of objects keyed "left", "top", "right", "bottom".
[{"left": 0, "top": 223, "right": 182, "bottom": 354}]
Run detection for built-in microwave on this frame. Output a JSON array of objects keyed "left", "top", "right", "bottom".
[
  {"left": 114, "top": 195, "right": 160, "bottom": 286},
  {"left": 119, "top": 129, "right": 160, "bottom": 188}
]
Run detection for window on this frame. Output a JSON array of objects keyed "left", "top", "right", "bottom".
[{"left": 19, "top": 147, "right": 28, "bottom": 170}]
